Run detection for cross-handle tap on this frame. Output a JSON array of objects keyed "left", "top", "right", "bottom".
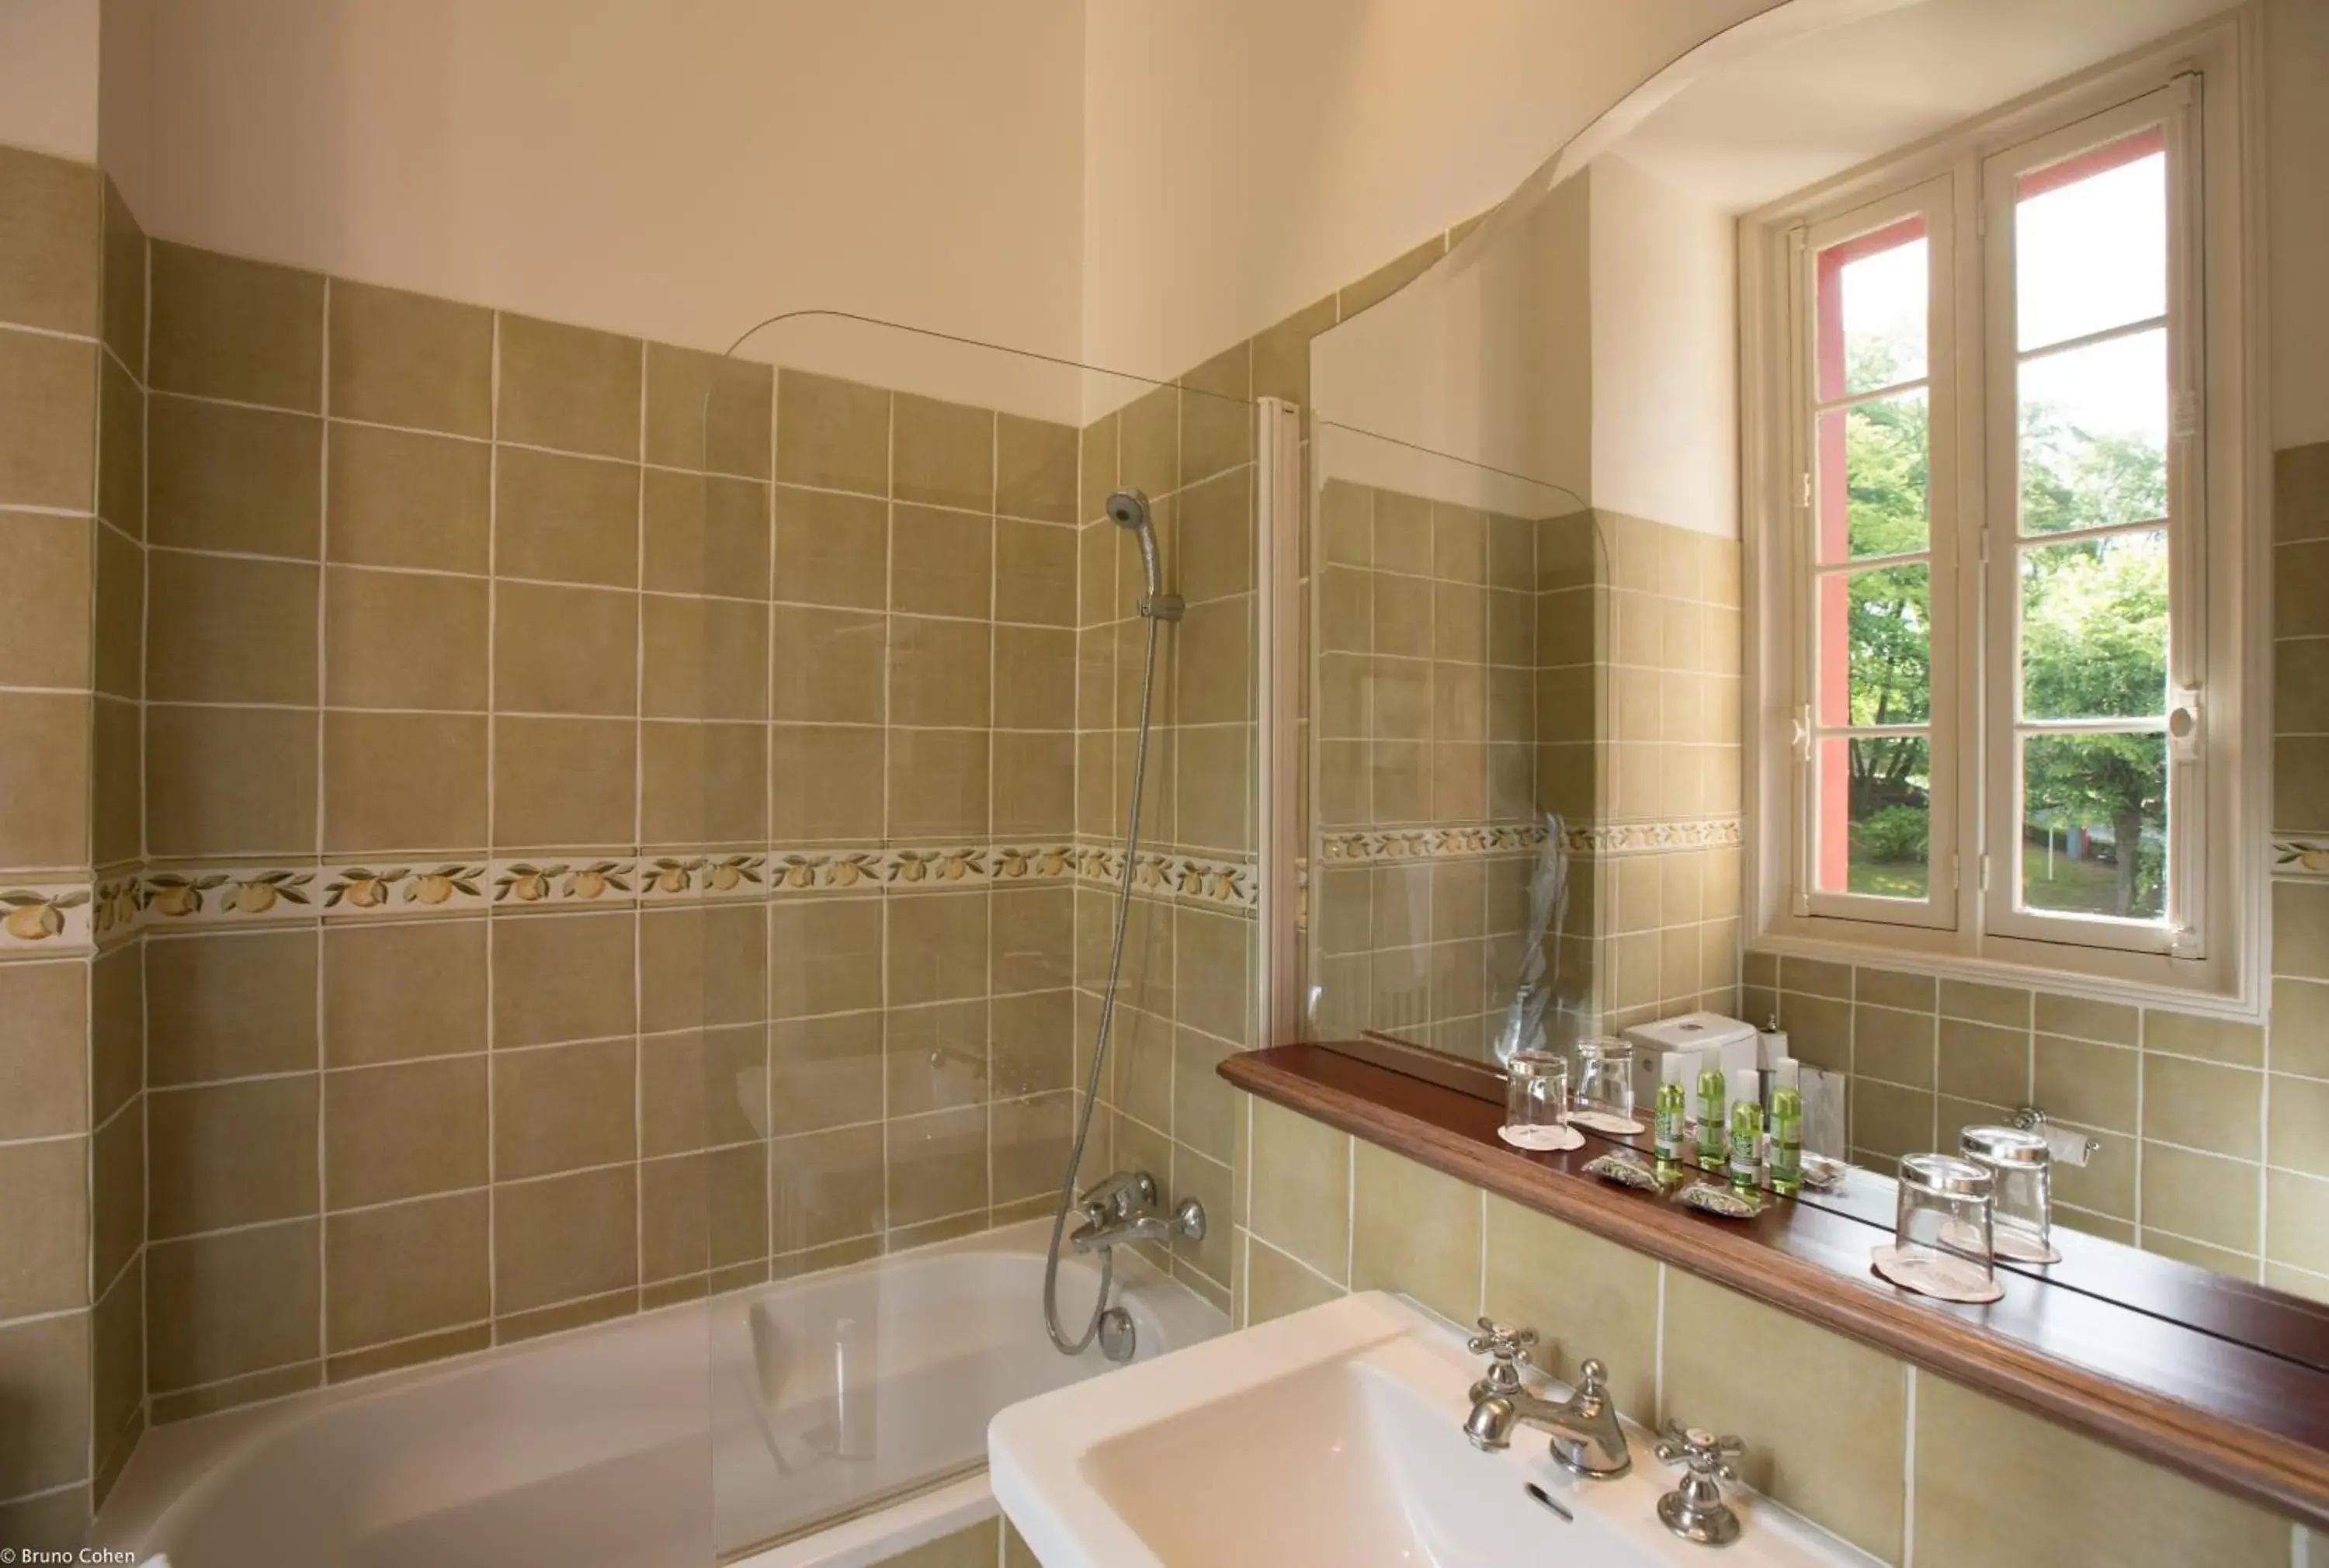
[
  {"left": 1653, "top": 1421, "right": 1746, "bottom": 1545},
  {"left": 1465, "top": 1318, "right": 1539, "bottom": 1399}
]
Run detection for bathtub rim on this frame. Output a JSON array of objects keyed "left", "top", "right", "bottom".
[{"left": 92, "top": 1216, "right": 1218, "bottom": 1558}]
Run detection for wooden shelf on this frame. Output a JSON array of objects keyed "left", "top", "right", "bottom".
[{"left": 1220, "top": 1041, "right": 2329, "bottom": 1528}]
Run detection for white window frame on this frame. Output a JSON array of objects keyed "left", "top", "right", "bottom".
[{"left": 1740, "top": 16, "right": 2267, "bottom": 1014}]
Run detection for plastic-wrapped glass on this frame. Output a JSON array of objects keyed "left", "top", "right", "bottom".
[{"left": 1959, "top": 1125, "right": 2056, "bottom": 1263}]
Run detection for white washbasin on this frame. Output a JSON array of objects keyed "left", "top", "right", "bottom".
[{"left": 990, "top": 1292, "right": 1876, "bottom": 1568}]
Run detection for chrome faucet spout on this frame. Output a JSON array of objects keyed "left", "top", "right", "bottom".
[{"left": 1462, "top": 1358, "right": 1631, "bottom": 1479}]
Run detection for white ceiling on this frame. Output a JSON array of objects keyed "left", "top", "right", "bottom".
[{"left": 1614, "top": 0, "right": 2234, "bottom": 212}]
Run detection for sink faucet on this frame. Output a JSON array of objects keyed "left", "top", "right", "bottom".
[
  {"left": 1460, "top": 1318, "right": 1632, "bottom": 1479},
  {"left": 1068, "top": 1169, "right": 1206, "bottom": 1254}
]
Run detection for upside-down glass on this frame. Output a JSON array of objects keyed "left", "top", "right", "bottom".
[
  {"left": 1893, "top": 1153, "right": 1998, "bottom": 1296},
  {"left": 1504, "top": 1049, "right": 1572, "bottom": 1146},
  {"left": 1960, "top": 1126, "right": 2057, "bottom": 1263},
  {"left": 1572, "top": 1037, "right": 1637, "bottom": 1131}
]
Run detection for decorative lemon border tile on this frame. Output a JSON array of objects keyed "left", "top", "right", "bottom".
[
  {"left": 48, "top": 840, "right": 1255, "bottom": 945},
  {"left": 1564, "top": 817, "right": 1741, "bottom": 857},
  {"left": 2271, "top": 840, "right": 2329, "bottom": 877},
  {"left": 0, "top": 883, "right": 94, "bottom": 954},
  {"left": 1072, "top": 842, "right": 1258, "bottom": 911},
  {"left": 1317, "top": 822, "right": 1550, "bottom": 865}
]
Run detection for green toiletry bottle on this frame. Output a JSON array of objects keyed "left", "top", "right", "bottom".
[
  {"left": 1653, "top": 1053, "right": 1687, "bottom": 1175},
  {"left": 1695, "top": 1056, "right": 1727, "bottom": 1174},
  {"left": 1769, "top": 1060, "right": 1804, "bottom": 1196},
  {"left": 1727, "top": 1068, "right": 1762, "bottom": 1196}
]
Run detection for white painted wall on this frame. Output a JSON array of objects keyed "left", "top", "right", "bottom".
[
  {"left": 109, "top": 0, "right": 1087, "bottom": 415},
  {"left": 0, "top": 0, "right": 100, "bottom": 161},
  {"left": 1078, "top": 0, "right": 1778, "bottom": 390},
  {"left": 1588, "top": 154, "right": 1738, "bottom": 534}
]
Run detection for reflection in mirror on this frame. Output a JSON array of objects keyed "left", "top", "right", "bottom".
[{"left": 1300, "top": 0, "right": 2324, "bottom": 1315}]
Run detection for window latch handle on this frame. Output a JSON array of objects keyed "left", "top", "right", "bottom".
[
  {"left": 2168, "top": 694, "right": 2202, "bottom": 763},
  {"left": 1790, "top": 705, "right": 1813, "bottom": 761}
]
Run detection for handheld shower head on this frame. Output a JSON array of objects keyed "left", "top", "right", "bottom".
[
  {"left": 1105, "top": 490, "right": 1149, "bottom": 531},
  {"left": 1105, "top": 489, "right": 1176, "bottom": 617}
]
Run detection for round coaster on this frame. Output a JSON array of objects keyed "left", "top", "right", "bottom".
[
  {"left": 1871, "top": 1244, "right": 2005, "bottom": 1304},
  {"left": 1498, "top": 1123, "right": 1586, "bottom": 1153},
  {"left": 1567, "top": 1111, "right": 1647, "bottom": 1136},
  {"left": 1991, "top": 1230, "right": 2062, "bottom": 1265}
]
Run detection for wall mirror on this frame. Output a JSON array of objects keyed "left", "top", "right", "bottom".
[{"left": 1300, "top": 0, "right": 2327, "bottom": 1361}]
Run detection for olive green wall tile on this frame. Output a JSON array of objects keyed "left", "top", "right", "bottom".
[
  {"left": 769, "top": 897, "right": 882, "bottom": 1018},
  {"left": 498, "top": 313, "right": 640, "bottom": 460},
  {"left": 2142, "top": 1008, "right": 2265, "bottom": 1068},
  {"left": 887, "top": 729, "right": 989, "bottom": 841},
  {"left": 1939, "top": 978, "right": 2030, "bottom": 1028},
  {"left": 2273, "top": 878, "right": 2329, "bottom": 980},
  {"left": 323, "top": 711, "right": 488, "bottom": 854},
  {"left": 993, "top": 1091, "right": 1072, "bottom": 1207},
  {"left": 98, "top": 351, "right": 143, "bottom": 536},
  {"left": 1852, "top": 1075, "right": 1936, "bottom": 1164},
  {"left": 325, "top": 1190, "right": 490, "bottom": 1351},
  {"left": 147, "top": 550, "right": 318, "bottom": 705},
  {"left": 1078, "top": 412, "right": 1119, "bottom": 528},
  {"left": 2032, "top": 991, "right": 2139, "bottom": 1046},
  {"left": 1482, "top": 1195, "right": 1657, "bottom": 1420},
  {"left": 996, "top": 414, "right": 1077, "bottom": 523},
  {"left": 886, "top": 891, "right": 988, "bottom": 1008},
  {"left": 993, "top": 730, "right": 1073, "bottom": 838},
  {"left": 638, "top": 902, "right": 765, "bottom": 1033},
  {"left": 494, "top": 445, "right": 639, "bottom": 588},
  {"left": 771, "top": 722, "right": 883, "bottom": 842},
  {"left": 2143, "top": 1227, "right": 2257, "bottom": 1277},
  {"left": 640, "top": 719, "right": 767, "bottom": 848},
  {"left": 1248, "top": 1097, "right": 1349, "bottom": 1282},
  {"left": 2271, "top": 978, "right": 2329, "bottom": 1079},
  {"left": 644, "top": 344, "right": 772, "bottom": 477},
  {"left": 890, "top": 1105, "right": 990, "bottom": 1226},
  {"left": 1936, "top": 1016, "right": 2029, "bottom": 1105},
  {"left": 641, "top": 469, "right": 770, "bottom": 596},
  {"left": 491, "top": 714, "right": 635, "bottom": 849},
  {"left": 494, "top": 1164, "right": 637, "bottom": 1313},
  {"left": 891, "top": 503, "right": 992, "bottom": 618},
  {"left": 2032, "top": 1033, "right": 2138, "bottom": 1133},
  {"left": 2273, "top": 736, "right": 2329, "bottom": 831},
  {"left": 2140, "top": 1141, "right": 2260, "bottom": 1252},
  {"left": 148, "top": 395, "right": 321, "bottom": 557},
  {"left": 1116, "top": 383, "right": 1178, "bottom": 502},
  {"left": 328, "top": 421, "right": 491, "bottom": 574},
  {"left": 2268, "top": 1072, "right": 2329, "bottom": 1179},
  {"left": 769, "top": 1011, "right": 883, "bottom": 1136},
  {"left": 490, "top": 911, "right": 635, "bottom": 1049},
  {"left": 493, "top": 1037, "right": 637, "bottom": 1180},
  {"left": 0, "top": 1310, "right": 91, "bottom": 1502},
  {"left": 0, "top": 147, "right": 99, "bottom": 335},
  {"left": 2275, "top": 542, "right": 2329, "bottom": 637},
  {"left": 770, "top": 604, "right": 883, "bottom": 724},
  {"left": 0, "top": 959, "right": 87, "bottom": 1140},
  {"left": 494, "top": 579, "right": 637, "bottom": 716},
  {"left": 0, "top": 1136, "right": 87, "bottom": 1317},
  {"left": 1662, "top": 1270, "right": 1906, "bottom": 1561},
  {"left": 1912, "top": 1372, "right": 2285, "bottom": 1566},
  {"left": 1852, "top": 1004, "right": 1935, "bottom": 1088},
  {"left": 892, "top": 393, "right": 993, "bottom": 512},
  {"left": 887, "top": 614, "right": 990, "bottom": 727},
  {"left": 328, "top": 280, "right": 493, "bottom": 436},
  {"left": 640, "top": 1024, "right": 767, "bottom": 1157},
  {"left": 92, "top": 521, "right": 141, "bottom": 699},
  {"left": 2266, "top": 1168, "right": 2329, "bottom": 1275},
  {"left": 146, "top": 702, "right": 316, "bottom": 859},
  {"left": 776, "top": 371, "right": 888, "bottom": 495},
  {"left": 325, "top": 566, "right": 488, "bottom": 710},
  {"left": 325, "top": 1056, "right": 488, "bottom": 1208},
  {"left": 0, "top": 329, "right": 96, "bottom": 509},
  {"left": 1179, "top": 343, "right": 1251, "bottom": 490},
  {"left": 148, "top": 1075, "right": 319, "bottom": 1238},
  {"left": 2277, "top": 442, "right": 2329, "bottom": 543},
  {"left": 640, "top": 593, "right": 768, "bottom": 722},
  {"left": 770, "top": 1125, "right": 884, "bottom": 1251},
  {"left": 325, "top": 918, "right": 487, "bottom": 1067},
  {"left": 773, "top": 484, "right": 887, "bottom": 609},
  {"left": 0, "top": 512, "right": 91, "bottom": 690},
  {"left": 148, "top": 928, "right": 317, "bottom": 1085},
  {"left": 994, "top": 519, "right": 1076, "bottom": 627},
  {"left": 149, "top": 242, "right": 322, "bottom": 409},
  {"left": 2142, "top": 1054, "right": 2262, "bottom": 1160},
  {"left": 0, "top": 1483, "right": 89, "bottom": 1551},
  {"left": 90, "top": 1101, "right": 143, "bottom": 1291}
]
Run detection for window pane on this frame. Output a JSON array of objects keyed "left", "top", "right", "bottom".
[
  {"left": 1817, "top": 389, "right": 1928, "bottom": 562},
  {"left": 2018, "top": 328, "right": 2168, "bottom": 536},
  {"left": 1817, "top": 563, "right": 1931, "bottom": 727},
  {"left": 1815, "top": 735, "right": 1932, "bottom": 900},
  {"left": 1816, "top": 220, "right": 1926, "bottom": 402},
  {"left": 2016, "top": 132, "right": 2165, "bottom": 352},
  {"left": 2021, "top": 731, "right": 2167, "bottom": 921},
  {"left": 2020, "top": 532, "right": 2168, "bottom": 720}
]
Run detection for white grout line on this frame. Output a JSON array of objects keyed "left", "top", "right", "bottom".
[{"left": 1900, "top": 1365, "right": 1919, "bottom": 1567}]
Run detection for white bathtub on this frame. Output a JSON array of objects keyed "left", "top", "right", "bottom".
[{"left": 93, "top": 1220, "right": 1224, "bottom": 1568}]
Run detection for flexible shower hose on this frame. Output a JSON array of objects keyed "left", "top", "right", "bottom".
[{"left": 1042, "top": 604, "right": 1164, "bottom": 1355}]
